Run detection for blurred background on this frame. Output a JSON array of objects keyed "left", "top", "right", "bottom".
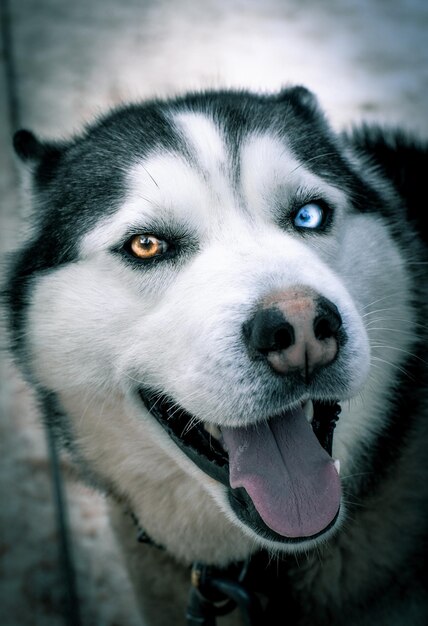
[{"left": 1, "top": 0, "right": 427, "bottom": 624}]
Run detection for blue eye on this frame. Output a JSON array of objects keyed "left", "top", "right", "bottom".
[{"left": 293, "top": 202, "right": 325, "bottom": 230}]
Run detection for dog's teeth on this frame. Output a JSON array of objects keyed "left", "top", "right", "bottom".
[
  {"left": 204, "top": 422, "right": 222, "bottom": 440},
  {"left": 334, "top": 459, "right": 341, "bottom": 475},
  {"left": 303, "top": 400, "right": 314, "bottom": 423}
]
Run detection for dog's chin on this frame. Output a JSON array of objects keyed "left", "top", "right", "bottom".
[{"left": 139, "top": 389, "right": 342, "bottom": 546}]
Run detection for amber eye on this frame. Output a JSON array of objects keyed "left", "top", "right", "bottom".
[{"left": 129, "top": 234, "right": 169, "bottom": 259}]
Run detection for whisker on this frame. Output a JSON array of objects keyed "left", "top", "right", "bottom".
[
  {"left": 371, "top": 344, "right": 427, "bottom": 365},
  {"left": 366, "top": 327, "right": 418, "bottom": 336},
  {"left": 141, "top": 165, "right": 160, "bottom": 189},
  {"left": 359, "top": 294, "right": 401, "bottom": 311},
  {"left": 365, "top": 317, "right": 428, "bottom": 331},
  {"left": 370, "top": 356, "right": 415, "bottom": 380}
]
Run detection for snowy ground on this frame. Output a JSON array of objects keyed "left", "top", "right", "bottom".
[{"left": 1, "top": 1, "right": 428, "bottom": 624}]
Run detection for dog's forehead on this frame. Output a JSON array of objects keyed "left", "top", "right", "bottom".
[
  {"left": 173, "top": 111, "right": 228, "bottom": 172},
  {"left": 81, "top": 111, "right": 346, "bottom": 253}
]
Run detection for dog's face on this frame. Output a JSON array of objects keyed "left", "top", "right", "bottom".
[{"left": 10, "top": 87, "right": 413, "bottom": 561}]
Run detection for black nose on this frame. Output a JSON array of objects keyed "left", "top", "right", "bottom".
[{"left": 243, "top": 289, "right": 343, "bottom": 378}]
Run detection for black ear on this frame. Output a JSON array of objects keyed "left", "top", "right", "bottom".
[
  {"left": 13, "top": 129, "right": 48, "bottom": 163},
  {"left": 277, "top": 85, "right": 319, "bottom": 111}
]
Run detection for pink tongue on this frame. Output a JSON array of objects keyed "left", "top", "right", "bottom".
[{"left": 221, "top": 407, "right": 341, "bottom": 538}]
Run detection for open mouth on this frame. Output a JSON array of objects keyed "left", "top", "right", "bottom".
[{"left": 140, "top": 389, "right": 341, "bottom": 544}]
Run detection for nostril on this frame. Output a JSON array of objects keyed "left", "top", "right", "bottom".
[
  {"left": 314, "top": 317, "right": 335, "bottom": 340},
  {"left": 243, "top": 308, "right": 295, "bottom": 354},
  {"left": 313, "top": 301, "right": 342, "bottom": 341},
  {"left": 272, "top": 323, "right": 295, "bottom": 351}
]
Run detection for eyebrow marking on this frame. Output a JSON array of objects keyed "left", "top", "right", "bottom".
[{"left": 172, "top": 111, "right": 227, "bottom": 170}]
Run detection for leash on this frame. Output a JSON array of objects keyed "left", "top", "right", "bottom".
[
  {"left": 45, "top": 418, "right": 82, "bottom": 626},
  {"left": 42, "top": 396, "right": 82, "bottom": 626}
]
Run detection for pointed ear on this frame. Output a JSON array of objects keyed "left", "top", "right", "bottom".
[
  {"left": 277, "top": 85, "right": 320, "bottom": 111},
  {"left": 13, "top": 129, "right": 64, "bottom": 187},
  {"left": 13, "top": 129, "right": 47, "bottom": 163}
]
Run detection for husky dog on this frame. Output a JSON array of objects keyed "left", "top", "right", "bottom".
[{"left": 6, "top": 86, "right": 428, "bottom": 625}]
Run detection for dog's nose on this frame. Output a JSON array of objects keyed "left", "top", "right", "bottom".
[{"left": 243, "top": 288, "right": 342, "bottom": 379}]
